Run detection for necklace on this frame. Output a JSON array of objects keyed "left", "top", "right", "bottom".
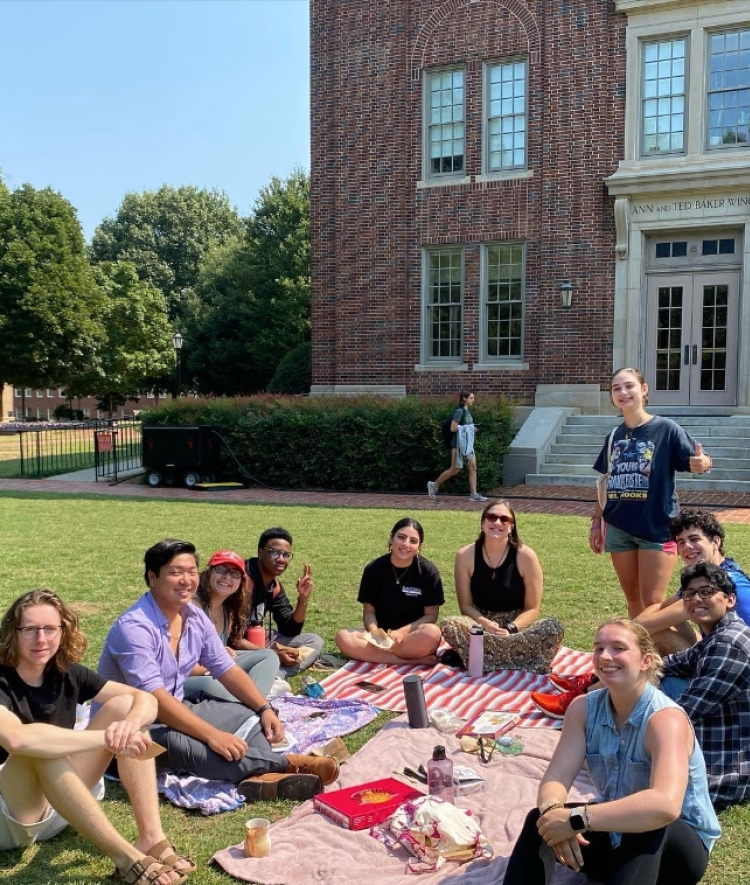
[
  {"left": 483, "top": 545, "right": 509, "bottom": 580},
  {"left": 624, "top": 416, "right": 651, "bottom": 440},
  {"left": 392, "top": 561, "right": 413, "bottom": 585}
]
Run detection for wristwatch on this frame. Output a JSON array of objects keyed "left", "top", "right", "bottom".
[
  {"left": 507, "top": 622, "right": 519, "bottom": 634},
  {"left": 569, "top": 807, "right": 586, "bottom": 832},
  {"left": 256, "top": 703, "right": 279, "bottom": 717}
]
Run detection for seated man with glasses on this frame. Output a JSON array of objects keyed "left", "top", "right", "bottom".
[
  {"left": 660, "top": 561, "right": 750, "bottom": 809},
  {"left": 0, "top": 589, "right": 192, "bottom": 884},
  {"left": 98, "top": 540, "right": 338, "bottom": 802},
  {"left": 242, "top": 528, "right": 324, "bottom": 676}
]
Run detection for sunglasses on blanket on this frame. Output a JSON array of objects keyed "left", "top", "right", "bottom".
[
  {"left": 478, "top": 737, "right": 497, "bottom": 764},
  {"left": 484, "top": 513, "right": 513, "bottom": 526}
]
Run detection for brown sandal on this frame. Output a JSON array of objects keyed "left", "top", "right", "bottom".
[
  {"left": 116, "top": 857, "right": 187, "bottom": 885},
  {"left": 146, "top": 840, "right": 197, "bottom": 874}
]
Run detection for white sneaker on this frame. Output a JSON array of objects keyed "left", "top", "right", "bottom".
[
  {"left": 469, "top": 492, "right": 488, "bottom": 502},
  {"left": 427, "top": 481, "right": 438, "bottom": 499}
]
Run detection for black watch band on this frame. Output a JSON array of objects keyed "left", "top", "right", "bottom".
[
  {"left": 507, "top": 622, "right": 519, "bottom": 634},
  {"left": 256, "top": 703, "right": 278, "bottom": 717}
]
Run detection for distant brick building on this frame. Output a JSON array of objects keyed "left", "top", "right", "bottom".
[{"left": 310, "top": 0, "right": 750, "bottom": 410}]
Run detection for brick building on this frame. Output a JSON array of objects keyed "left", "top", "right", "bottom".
[{"left": 310, "top": 0, "right": 750, "bottom": 411}]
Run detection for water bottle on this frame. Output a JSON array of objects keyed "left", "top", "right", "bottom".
[
  {"left": 245, "top": 618, "right": 266, "bottom": 647},
  {"left": 403, "top": 674, "right": 429, "bottom": 728},
  {"left": 427, "top": 745, "right": 454, "bottom": 803},
  {"left": 468, "top": 624, "right": 484, "bottom": 677}
]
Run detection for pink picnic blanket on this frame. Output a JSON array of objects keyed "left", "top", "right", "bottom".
[
  {"left": 211, "top": 715, "right": 594, "bottom": 885},
  {"left": 319, "top": 646, "right": 594, "bottom": 728}
]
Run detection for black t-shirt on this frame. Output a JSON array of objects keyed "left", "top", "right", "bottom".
[
  {"left": 357, "top": 554, "right": 444, "bottom": 631},
  {"left": 0, "top": 663, "right": 106, "bottom": 764}
]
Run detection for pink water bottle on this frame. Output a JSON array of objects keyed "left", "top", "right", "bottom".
[
  {"left": 245, "top": 619, "right": 267, "bottom": 647},
  {"left": 468, "top": 625, "right": 484, "bottom": 677}
]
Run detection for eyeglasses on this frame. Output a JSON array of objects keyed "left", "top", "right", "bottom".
[
  {"left": 478, "top": 736, "right": 497, "bottom": 764},
  {"left": 214, "top": 564, "right": 243, "bottom": 580},
  {"left": 17, "top": 625, "right": 62, "bottom": 639},
  {"left": 484, "top": 513, "right": 513, "bottom": 526},
  {"left": 264, "top": 549, "right": 293, "bottom": 562},
  {"left": 679, "top": 586, "right": 722, "bottom": 602}
]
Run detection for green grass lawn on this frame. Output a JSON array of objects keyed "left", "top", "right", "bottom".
[{"left": 0, "top": 493, "right": 749, "bottom": 885}]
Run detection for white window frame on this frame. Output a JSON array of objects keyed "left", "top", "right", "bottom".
[
  {"left": 423, "top": 66, "right": 466, "bottom": 181},
  {"left": 483, "top": 58, "right": 528, "bottom": 174},
  {"left": 13, "top": 388, "right": 22, "bottom": 397},
  {"left": 480, "top": 242, "right": 526, "bottom": 363},
  {"left": 640, "top": 35, "right": 688, "bottom": 157},
  {"left": 421, "top": 247, "right": 465, "bottom": 365}
]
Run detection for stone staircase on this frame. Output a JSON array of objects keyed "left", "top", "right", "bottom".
[{"left": 526, "top": 413, "right": 750, "bottom": 493}]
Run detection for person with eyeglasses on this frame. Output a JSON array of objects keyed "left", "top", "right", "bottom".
[
  {"left": 658, "top": 562, "right": 750, "bottom": 809},
  {"left": 183, "top": 551, "right": 280, "bottom": 702},
  {"left": 98, "top": 540, "right": 339, "bottom": 802},
  {"left": 243, "top": 528, "right": 324, "bottom": 676},
  {"left": 0, "top": 588, "right": 193, "bottom": 884},
  {"left": 441, "top": 501, "right": 564, "bottom": 674}
]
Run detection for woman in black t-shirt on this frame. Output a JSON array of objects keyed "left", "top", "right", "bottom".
[{"left": 335, "top": 517, "right": 444, "bottom": 665}]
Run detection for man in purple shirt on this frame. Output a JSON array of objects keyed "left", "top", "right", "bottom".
[{"left": 98, "top": 539, "right": 338, "bottom": 801}]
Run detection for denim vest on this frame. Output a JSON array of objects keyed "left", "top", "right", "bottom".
[{"left": 585, "top": 681, "right": 721, "bottom": 851}]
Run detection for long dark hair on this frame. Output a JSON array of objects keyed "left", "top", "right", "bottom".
[
  {"left": 0, "top": 589, "right": 86, "bottom": 672},
  {"left": 195, "top": 565, "right": 251, "bottom": 646},
  {"left": 458, "top": 389, "right": 473, "bottom": 407},
  {"left": 476, "top": 501, "right": 522, "bottom": 551},
  {"left": 611, "top": 367, "right": 649, "bottom": 407},
  {"left": 387, "top": 517, "right": 424, "bottom": 577}
]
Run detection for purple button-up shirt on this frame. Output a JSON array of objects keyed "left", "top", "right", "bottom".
[{"left": 98, "top": 592, "right": 234, "bottom": 700}]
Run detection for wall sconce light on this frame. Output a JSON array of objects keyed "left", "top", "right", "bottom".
[{"left": 559, "top": 281, "right": 573, "bottom": 309}]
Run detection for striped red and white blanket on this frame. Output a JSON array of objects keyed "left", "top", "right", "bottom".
[{"left": 319, "top": 645, "right": 593, "bottom": 728}]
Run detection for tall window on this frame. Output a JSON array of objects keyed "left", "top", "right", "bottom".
[
  {"left": 641, "top": 38, "right": 686, "bottom": 154},
  {"left": 484, "top": 244, "right": 524, "bottom": 359},
  {"left": 424, "top": 249, "right": 463, "bottom": 360},
  {"left": 707, "top": 29, "right": 750, "bottom": 149},
  {"left": 426, "top": 68, "right": 465, "bottom": 177},
  {"left": 486, "top": 60, "right": 527, "bottom": 171}
]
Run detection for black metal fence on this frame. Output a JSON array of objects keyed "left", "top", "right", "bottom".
[{"left": 1, "top": 420, "right": 142, "bottom": 479}]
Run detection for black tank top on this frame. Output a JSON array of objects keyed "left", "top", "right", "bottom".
[{"left": 471, "top": 542, "right": 525, "bottom": 612}]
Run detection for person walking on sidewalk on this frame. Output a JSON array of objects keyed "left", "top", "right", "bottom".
[{"left": 427, "top": 390, "right": 487, "bottom": 503}]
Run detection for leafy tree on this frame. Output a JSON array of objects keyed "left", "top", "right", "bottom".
[
  {"left": 268, "top": 341, "right": 311, "bottom": 394},
  {"left": 66, "top": 261, "right": 174, "bottom": 414},
  {"left": 0, "top": 184, "right": 104, "bottom": 391},
  {"left": 183, "top": 169, "right": 310, "bottom": 394},
  {"left": 89, "top": 185, "right": 243, "bottom": 319}
]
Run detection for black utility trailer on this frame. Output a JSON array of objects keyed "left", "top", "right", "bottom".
[{"left": 141, "top": 425, "right": 222, "bottom": 488}]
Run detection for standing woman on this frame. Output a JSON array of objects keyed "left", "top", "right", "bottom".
[
  {"left": 427, "top": 390, "right": 487, "bottom": 502},
  {"left": 441, "top": 501, "right": 564, "bottom": 674},
  {"left": 184, "top": 551, "right": 279, "bottom": 701},
  {"left": 504, "top": 619, "right": 720, "bottom": 885},
  {"left": 590, "top": 368, "right": 712, "bottom": 617},
  {"left": 335, "top": 517, "right": 444, "bottom": 665}
]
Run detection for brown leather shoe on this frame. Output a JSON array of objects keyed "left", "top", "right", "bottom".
[
  {"left": 238, "top": 772, "right": 323, "bottom": 802},
  {"left": 284, "top": 753, "right": 340, "bottom": 786}
]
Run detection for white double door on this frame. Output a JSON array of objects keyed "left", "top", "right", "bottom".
[{"left": 644, "top": 271, "right": 739, "bottom": 406}]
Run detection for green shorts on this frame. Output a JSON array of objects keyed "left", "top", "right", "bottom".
[{"left": 604, "top": 523, "right": 678, "bottom": 555}]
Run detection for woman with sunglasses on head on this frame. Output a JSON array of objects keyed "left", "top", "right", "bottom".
[
  {"left": 184, "top": 551, "right": 279, "bottom": 702},
  {"left": 335, "top": 517, "right": 444, "bottom": 665},
  {"left": 441, "top": 501, "right": 564, "bottom": 673},
  {"left": 591, "top": 368, "right": 712, "bottom": 619},
  {"left": 504, "top": 618, "right": 720, "bottom": 885}
]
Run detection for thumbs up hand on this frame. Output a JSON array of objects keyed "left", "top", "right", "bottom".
[{"left": 689, "top": 442, "right": 712, "bottom": 475}]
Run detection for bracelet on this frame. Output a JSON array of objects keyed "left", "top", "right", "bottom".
[
  {"left": 540, "top": 802, "right": 564, "bottom": 817},
  {"left": 583, "top": 804, "right": 592, "bottom": 832},
  {"left": 256, "top": 703, "right": 279, "bottom": 717},
  {"left": 297, "top": 600, "right": 308, "bottom": 607},
  {"left": 590, "top": 523, "right": 602, "bottom": 532},
  {"left": 507, "top": 622, "right": 519, "bottom": 634}
]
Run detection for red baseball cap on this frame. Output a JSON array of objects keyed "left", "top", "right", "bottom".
[{"left": 207, "top": 550, "right": 246, "bottom": 573}]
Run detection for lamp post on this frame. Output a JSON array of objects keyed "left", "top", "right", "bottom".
[{"left": 172, "top": 332, "right": 183, "bottom": 397}]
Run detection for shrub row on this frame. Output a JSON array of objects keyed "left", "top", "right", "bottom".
[{"left": 140, "top": 395, "right": 516, "bottom": 493}]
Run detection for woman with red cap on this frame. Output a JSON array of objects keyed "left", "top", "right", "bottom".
[{"left": 183, "top": 551, "right": 279, "bottom": 701}]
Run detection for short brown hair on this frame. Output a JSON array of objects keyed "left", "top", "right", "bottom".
[{"left": 0, "top": 589, "right": 86, "bottom": 672}]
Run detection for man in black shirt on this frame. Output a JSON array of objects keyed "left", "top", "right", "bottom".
[{"left": 0, "top": 589, "right": 191, "bottom": 884}]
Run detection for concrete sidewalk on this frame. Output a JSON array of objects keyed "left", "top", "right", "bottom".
[{"left": 2, "top": 475, "right": 750, "bottom": 523}]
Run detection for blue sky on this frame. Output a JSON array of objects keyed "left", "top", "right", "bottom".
[{"left": 0, "top": 0, "right": 310, "bottom": 241}]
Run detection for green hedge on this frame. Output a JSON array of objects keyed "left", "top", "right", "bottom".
[
  {"left": 140, "top": 395, "right": 515, "bottom": 492},
  {"left": 267, "top": 341, "right": 312, "bottom": 394}
]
